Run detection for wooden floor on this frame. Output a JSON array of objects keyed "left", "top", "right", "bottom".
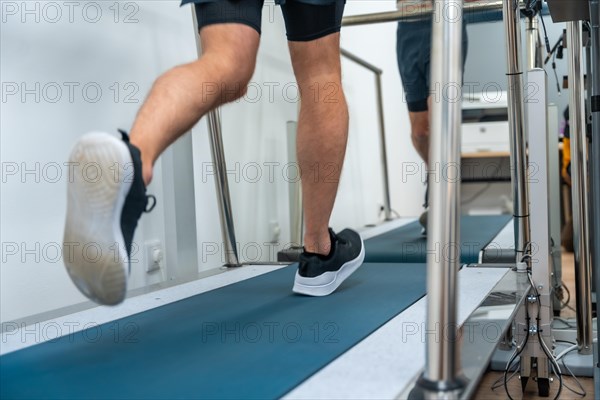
[{"left": 472, "top": 251, "right": 595, "bottom": 399}]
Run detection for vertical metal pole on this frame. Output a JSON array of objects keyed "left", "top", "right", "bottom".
[
  {"left": 567, "top": 21, "right": 593, "bottom": 355},
  {"left": 425, "top": 0, "right": 463, "bottom": 386},
  {"left": 503, "top": 0, "right": 533, "bottom": 385},
  {"left": 526, "top": 69, "right": 553, "bottom": 383},
  {"left": 413, "top": 0, "right": 465, "bottom": 397},
  {"left": 589, "top": 0, "right": 600, "bottom": 380},
  {"left": 375, "top": 73, "right": 393, "bottom": 221},
  {"left": 503, "top": 0, "right": 531, "bottom": 265},
  {"left": 191, "top": 7, "right": 240, "bottom": 267},
  {"left": 207, "top": 111, "right": 240, "bottom": 266},
  {"left": 525, "top": 16, "right": 540, "bottom": 70},
  {"left": 547, "top": 104, "right": 563, "bottom": 315}
]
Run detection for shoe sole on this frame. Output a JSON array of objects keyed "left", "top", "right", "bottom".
[
  {"left": 63, "top": 132, "right": 132, "bottom": 305},
  {"left": 292, "top": 237, "right": 366, "bottom": 297}
]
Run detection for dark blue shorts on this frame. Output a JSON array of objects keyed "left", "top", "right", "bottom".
[
  {"left": 182, "top": 0, "right": 345, "bottom": 42},
  {"left": 397, "top": 18, "right": 468, "bottom": 112}
]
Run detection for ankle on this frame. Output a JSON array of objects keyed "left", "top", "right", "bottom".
[
  {"left": 141, "top": 159, "right": 153, "bottom": 187},
  {"left": 130, "top": 142, "right": 154, "bottom": 186},
  {"left": 129, "top": 134, "right": 154, "bottom": 186},
  {"left": 304, "top": 231, "right": 332, "bottom": 256}
]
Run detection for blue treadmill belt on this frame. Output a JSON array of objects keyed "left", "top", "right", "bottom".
[
  {"left": 1, "top": 262, "right": 426, "bottom": 399},
  {"left": 365, "top": 215, "right": 512, "bottom": 264}
]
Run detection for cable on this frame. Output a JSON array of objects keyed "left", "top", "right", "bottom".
[
  {"left": 503, "top": 267, "right": 531, "bottom": 400},
  {"left": 538, "top": 319, "right": 564, "bottom": 400},
  {"left": 538, "top": 10, "right": 551, "bottom": 54},
  {"left": 544, "top": 36, "right": 563, "bottom": 65},
  {"left": 461, "top": 158, "right": 505, "bottom": 205},
  {"left": 555, "top": 344, "right": 578, "bottom": 361},
  {"left": 528, "top": 271, "right": 564, "bottom": 400},
  {"left": 522, "top": 262, "right": 564, "bottom": 399},
  {"left": 522, "top": 242, "right": 533, "bottom": 259},
  {"left": 556, "top": 339, "right": 577, "bottom": 345},
  {"left": 552, "top": 45, "right": 562, "bottom": 94},
  {"left": 561, "top": 355, "right": 587, "bottom": 397},
  {"left": 491, "top": 363, "right": 520, "bottom": 390},
  {"left": 523, "top": 0, "right": 550, "bottom": 53},
  {"left": 564, "top": 303, "right": 577, "bottom": 313},
  {"left": 502, "top": 269, "right": 531, "bottom": 400},
  {"left": 461, "top": 183, "right": 491, "bottom": 205},
  {"left": 503, "top": 331, "right": 529, "bottom": 400},
  {"left": 505, "top": 245, "right": 566, "bottom": 399},
  {"left": 559, "top": 281, "right": 571, "bottom": 309},
  {"left": 540, "top": 15, "right": 563, "bottom": 94},
  {"left": 552, "top": 317, "right": 576, "bottom": 329},
  {"left": 552, "top": 43, "right": 562, "bottom": 95}
]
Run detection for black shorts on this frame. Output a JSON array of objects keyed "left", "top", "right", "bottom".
[
  {"left": 182, "top": 0, "right": 345, "bottom": 42},
  {"left": 397, "top": 17, "right": 468, "bottom": 112}
]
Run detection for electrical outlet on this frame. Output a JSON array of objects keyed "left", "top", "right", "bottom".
[{"left": 145, "top": 240, "right": 163, "bottom": 273}]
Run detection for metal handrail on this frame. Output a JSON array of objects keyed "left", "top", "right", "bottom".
[
  {"left": 191, "top": 7, "right": 240, "bottom": 267},
  {"left": 342, "top": 0, "right": 510, "bottom": 27},
  {"left": 503, "top": 0, "right": 531, "bottom": 267},
  {"left": 411, "top": 0, "right": 465, "bottom": 397},
  {"left": 340, "top": 48, "right": 393, "bottom": 221}
]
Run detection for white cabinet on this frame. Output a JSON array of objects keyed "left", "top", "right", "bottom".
[
  {"left": 462, "top": 91, "right": 510, "bottom": 156},
  {"left": 462, "top": 121, "right": 510, "bottom": 154}
]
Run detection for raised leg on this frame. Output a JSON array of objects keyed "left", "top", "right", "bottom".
[{"left": 130, "top": 24, "right": 260, "bottom": 185}]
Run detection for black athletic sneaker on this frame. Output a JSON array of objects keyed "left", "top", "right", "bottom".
[
  {"left": 62, "top": 131, "right": 155, "bottom": 305},
  {"left": 293, "top": 228, "right": 365, "bottom": 296}
]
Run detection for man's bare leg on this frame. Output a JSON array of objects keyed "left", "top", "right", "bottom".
[
  {"left": 408, "top": 96, "right": 433, "bottom": 166},
  {"left": 410, "top": 97, "right": 433, "bottom": 234},
  {"left": 130, "top": 24, "right": 260, "bottom": 186},
  {"left": 288, "top": 33, "right": 348, "bottom": 256},
  {"left": 63, "top": 24, "right": 260, "bottom": 305}
]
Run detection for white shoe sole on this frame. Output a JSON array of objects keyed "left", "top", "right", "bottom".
[
  {"left": 292, "top": 237, "right": 366, "bottom": 297},
  {"left": 63, "top": 132, "right": 132, "bottom": 305}
]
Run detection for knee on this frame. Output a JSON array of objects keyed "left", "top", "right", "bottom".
[
  {"left": 219, "top": 63, "right": 254, "bottom": 102},
  {"left": 176, "top": 52, "right": 255, "bottom": 105},
  {"left": 411, "top": 125, "right": 429, "bottom": 142},
  {"left": 208, "top": 51, "right": 255, "bottom": 103}
]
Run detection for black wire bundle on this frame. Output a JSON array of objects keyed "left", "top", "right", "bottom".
[{"left": 497, "top": 249, "right": 566, "bottom": 399}]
